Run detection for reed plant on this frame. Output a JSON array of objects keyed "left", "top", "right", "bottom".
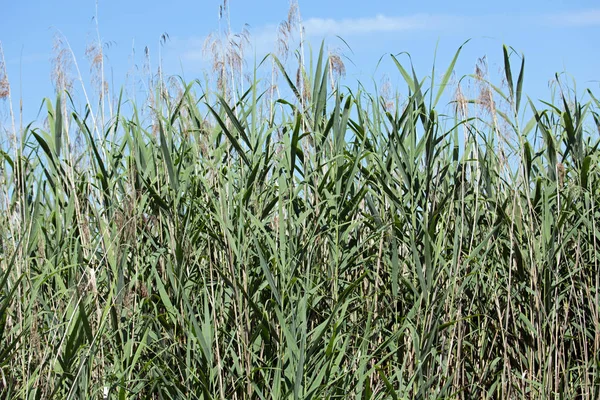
[{"left": 0, "top": 32, "right": 598, "bottom": 399}]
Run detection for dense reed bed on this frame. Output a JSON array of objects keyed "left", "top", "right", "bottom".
[{"left": 0, "top": 40, "right": 599, "bottom": 399}]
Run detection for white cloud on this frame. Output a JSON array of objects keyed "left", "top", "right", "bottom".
[
  {"left": 543, "top": 9, "right": 600, "bottom": 27},
  {"left": 302, "top": 14, "right": 464, "bottom": 37},
  {"left": 242, "top": 14, "right": 461, "bottom": 57}
]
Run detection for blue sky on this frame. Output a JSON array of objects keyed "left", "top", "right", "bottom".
[{"left": 1, "top": 0, "right": 599, "bottom": 125}]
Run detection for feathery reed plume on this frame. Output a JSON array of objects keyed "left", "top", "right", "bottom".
[
  {"left": 51, "top": 34, "right": 73, "bottom": 94},
  {"left": 85, "top": 41, "right": 107, "bottom": 98},
  {"left": 276, "top": 1, "right": 306, "bottom": 106},
  {"left": 379, "top": 74, "right": 395, "bottom": 112},
  {"left": 453, "top": 77, "right": 468, "bottom": 119},
  {"left": 474, "top": 55, "right": 512, "bottom": 172},
  {"left": 0, "top": 42, "right": 15, "bottom": 151},
  {"left": 328, "top": 49, "right": 346, "bottom": 91},
  {"left": 203, "top": 0, "right": 250, "bottom": 106},
  {"left": 474, "top": 56, "right": 496, "bottom": 115},
  {"left": 0, "top": 51, "right": 9, "bottom": 101}
]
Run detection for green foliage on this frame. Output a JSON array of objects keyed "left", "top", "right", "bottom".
[{"left": 0, "top": 45, "right": 599, "bottom": 399}]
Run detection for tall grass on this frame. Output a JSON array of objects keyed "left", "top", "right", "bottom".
[{"left": 0, "top": 40, "right": 599, "bottom": 399}]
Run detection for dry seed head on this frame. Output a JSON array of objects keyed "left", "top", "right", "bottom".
[
  {"left": 203, "top": 32, "right": 217, "bottom": 63},
  {"left": 226, "top": 46, "right": 243, "bottom": 75},
  {"left": 474, "top": 56, "right": 487, "bottom": 81},
  {"left": 51, "top": 34, "right": 74, "bottom": 93},
  {"left": 473, "top": 56, "right": 497, "bottom": 116},
  {"left": 380, "top": 75, "right": 394, "bottom": 112},
  {"left": 277, "top": 22, "right": 291, "bottom": 59},
  {"left": 453, "top": 80, "right": 468, "bottom": 119},
  {"left": 0, "top": 46, "right": 9, "bottom": 100},
  {"left": 474, "top": 56, "right": 516, "bottom": 169},
  {"left": 203, "top": 34, "right": 228, "bottom": 94},
  {"left": 227, "top": 26, "right": 250, "bottom": 76},
  {"left": 288, "top": 0, "right": 300, "bottom": 26},
  {"left": 477, "top": 84, "right": 495, "bottom": 115},
  {"left": 329, "top": 51, "right": 346, "bottom": 80},
  {"left": 85, "top": 40, "right": 107, "bottom": 96},
  {"left": 277, "top": 0, "right": 302, "bottom": 61},
  {"left": 168, "top": 76, "right": 185, "bottom": 113},
  {"left": 0, "top": 73, "right": 9, "bottom": 100},
  {"left": 86, "top": 42, "right": 104, "bottom": 72}
]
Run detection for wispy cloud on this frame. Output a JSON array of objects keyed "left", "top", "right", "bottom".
[
  {"left": 543, "top": 9, "right": 600, "bottom": 27},
  {"left": 302, "top": 14, "right": 466, "bottom": 37}
]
